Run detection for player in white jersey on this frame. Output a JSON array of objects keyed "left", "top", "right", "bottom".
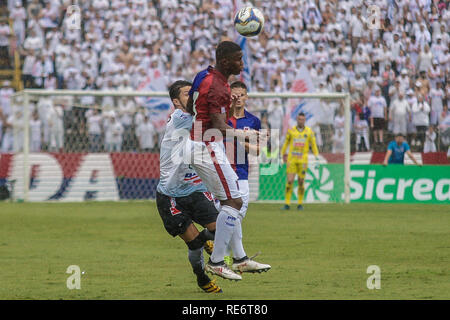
[{"left": 156, "top": 80, "right": 222, "bottom": 293}]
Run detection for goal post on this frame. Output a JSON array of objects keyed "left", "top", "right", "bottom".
[{"left": 9, "top": 89, "right": 351, "bottom": 203}]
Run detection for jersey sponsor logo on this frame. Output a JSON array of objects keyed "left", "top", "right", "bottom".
[
  {"left": 184, "top": 173, "right": 202, "bottom": 185},
  {"left": 292, "top": 152, "right": 303, "bottom": 157},
  {"left": 169, "top": 197, "right": 182, "bottom": 215},
  {"left": 293, "top": 142, "right": 305, "bottom": 148},
  {"left": 203, "top": 191, "right": 214, "bottom": 201}
]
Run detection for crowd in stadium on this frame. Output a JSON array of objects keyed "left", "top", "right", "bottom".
[{"left": 0, "top": 0, "right": 449, "bottom": 154}]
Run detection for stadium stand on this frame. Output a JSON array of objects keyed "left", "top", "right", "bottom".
[{"left": 0, "top": 0, "right": 449, "bottom": 154}]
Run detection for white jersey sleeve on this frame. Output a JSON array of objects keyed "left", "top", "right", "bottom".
[{"left": 157, "top": 109, "right": 207, "bottom": 197}]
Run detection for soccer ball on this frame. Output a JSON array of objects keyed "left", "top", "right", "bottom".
[{"left": 234, "top": 7, "right": 265, "bottom": 37}]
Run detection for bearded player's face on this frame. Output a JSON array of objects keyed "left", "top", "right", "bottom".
[{"left": 177, "top": 86, "right": 191, "bottom": 111}]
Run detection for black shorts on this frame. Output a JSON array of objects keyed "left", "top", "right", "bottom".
[
  {"left": 156, "top": 191, "right": 219, "bottom": 237},
  {"left": 373, "top": 118, "right": 385, "bottom": 130}
]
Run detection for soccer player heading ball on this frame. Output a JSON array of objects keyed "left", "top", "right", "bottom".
[
  {"left": 281, "top": 112, "right": 320, "bottom": 210},
  {"left": 186, "top": 41, "right": 270, "bottom": 281}
]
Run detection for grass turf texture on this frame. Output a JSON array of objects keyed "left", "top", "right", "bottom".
[{"left": 0, "top": 202, "right": 449, "bottom": 300}]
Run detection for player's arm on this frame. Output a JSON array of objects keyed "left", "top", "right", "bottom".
[
  {"left": 281, "top": 130, "right": 292, "bottom": 163},
  {"left": 210, "top": 113, "right": 258, "bottom": 140},
  {"left": 309, "top": 130, "right": 319, "bottom": 160},
  {"left": 406, "top": 150, "right": 421, "bottom": 166},
  {"left": 383, "top": 149, "right": 392, "bottom": 166},
  {"left": 244, "top": 141, "right": 260, "bottom": 156},
  {"left": 244, "top": 117, "right": 263, "bottom": 156}
]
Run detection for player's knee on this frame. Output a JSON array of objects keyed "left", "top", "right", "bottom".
[
  {"left": 185, "top": 234, "right": 204, "bottom": 250},
  {"left": 205, "top": 222, "right": 216, "bottom": 233},
  {"left": 231, "top": 198, "right": 243, "bottom": 210}
]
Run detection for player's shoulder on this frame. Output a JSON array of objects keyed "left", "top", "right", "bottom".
[
  {"left": 303, "top": 126, "right": 315, "bottom": 136},
  {"left": 170, "top": 109, "right": 192, "bottom": 128},
  {"left": 287, "top": 126, "right": 297, "bottom": 134},
  {"left": 244, "top": 110, "right": 261, "bottom": 125},
  {"left": 190, "top": 66, "right": 214, "bottom": 93}
]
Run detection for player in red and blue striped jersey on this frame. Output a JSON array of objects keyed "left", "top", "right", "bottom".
[{"left": 227, "top": 81, "right": 261, "bottom": 219}]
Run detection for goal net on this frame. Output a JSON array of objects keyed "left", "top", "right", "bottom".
[{"left": 2, "top": 89, "right": 350, "bottom": 203}]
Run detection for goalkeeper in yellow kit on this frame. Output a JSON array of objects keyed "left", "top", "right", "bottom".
[{"left": 281, "top": 112, "right": 319, "bottom": 210}]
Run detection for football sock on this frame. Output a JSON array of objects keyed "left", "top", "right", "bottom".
[
  {"left": 230, "top": 215, "right": 246, "bottom": 260},
  {"left": 210, "top": 205, "right": 240, "bottom": 264},
  {"left": 188, "top": 247, "right": 205, "bottom": 277},
  {"left": 285, "top": 182, "right": 293, "bottom": 205},
  {"left": 189, "top": 248, "right": 210, "bottom": 287},
  {"left": 297, "top": 184, "right": 305, "bottom": 205}
]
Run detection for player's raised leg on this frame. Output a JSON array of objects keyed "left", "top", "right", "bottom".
[{"left": 156, "top": 192, "right": 222, "bottom": 292}]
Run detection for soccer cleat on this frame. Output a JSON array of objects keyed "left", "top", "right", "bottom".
[
  {"left": 205, "top": 260, "right": 242, "bottom": 281},
  {"left": 204, "top": 240, "right": 214, "bottom": 255},
  {"left": 231, "top": 257, "right": 271, "bottom": 274},
  {"left": 200, "top": 278, "right": 223, "bottom": 293},
  {"left": 297, "top": 204, "right": 304, "bottom": 211},
  {"left": 281, "top": 204, "right": 290, "bottom": 210}
]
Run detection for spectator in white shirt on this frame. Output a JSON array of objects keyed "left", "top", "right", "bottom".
[
  {"left": 10, "top": 1, "right": 26, "bottom": 46},
  {"left": 23, "top": 29, "right": 43, "bottom": 52},
  {"left": 430, "top": 81, "right": 445, "bottom": 126},
  {"left": 0, "top": 20, "right": 11, "bottom": 67},
  {"left": 104, "top": 115, "right": 124, "bottom": 152},
  {"left": 389, "top": 90, "right": 410, "bottom": 136},
  {"left": 354, "top": 112, "right": 370, "bottom": 151},
  {"left": 423, "top": 126, "right": 437, "bottom": 153},
  {"left": 411, "top": 94, "right": 431, "bottom": 147},
  {"left": 417, "top": 44, "right": 433, "bottom": 72},
  {"left": 135, "top": 115, "right": 157, "bottom": 152},
  {"left": 47, "top": 104, "right": 64, "bottom": 152},
  {"left": 368, "top": 87, "right": 387, "bottom": 145},
  {"left": 0, "top": 81, "right": 14, "bottom": 117},
  {"left": 86, "top": 108, "right": 103, "bottom": 152},
  {"left": 29, "top": 110, "right": 42, "bottom": 152}
]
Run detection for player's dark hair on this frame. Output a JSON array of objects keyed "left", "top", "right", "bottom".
[
  {"left": 297, "top": 112, "right": 306, "bottom": 117},
  {"left": 169, "top": 80, "right": 192, "bottom": 101},
  {"left": 230, "top": 81, "right": 247, "bottom": 91},
  {"left": 216, "top": 41, "right": 242, "bottom": 62}
]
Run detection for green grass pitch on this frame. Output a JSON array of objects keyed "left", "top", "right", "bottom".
[{"left": 0, "top": 201, "right": 449, "bottom": 299}]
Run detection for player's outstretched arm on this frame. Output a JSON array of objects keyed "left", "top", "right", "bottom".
[
  {"left": 210, "top": 112, "right": 259, "bottom": 141},
  {"left": 406, "top": 150, "right": 422, "bottom": 166}
]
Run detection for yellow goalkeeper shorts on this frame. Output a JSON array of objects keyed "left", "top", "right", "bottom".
[{"left": 286, "top": 162, "right": 308, "bottom": 179}]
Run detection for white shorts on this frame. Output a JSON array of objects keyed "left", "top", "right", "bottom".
[{"left": 189, "top": 139, "right": 241, "bottom": 201}]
